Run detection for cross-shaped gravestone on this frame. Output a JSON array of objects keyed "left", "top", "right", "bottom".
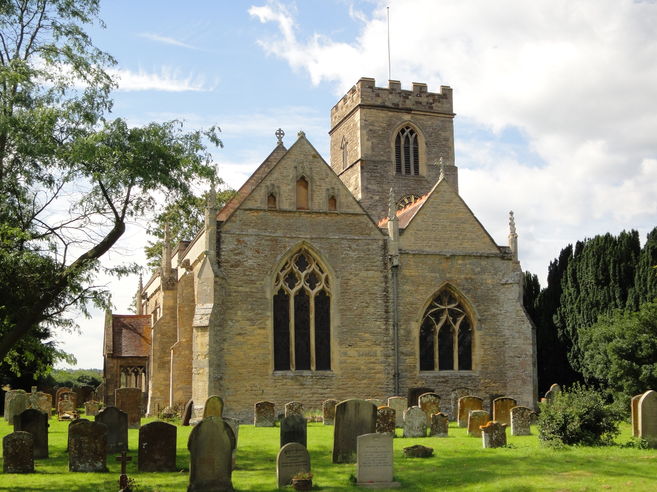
[{"left": 116, "top": 451, "right": 132, "bottom": 491}]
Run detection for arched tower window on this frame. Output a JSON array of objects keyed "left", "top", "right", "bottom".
[
  {"left": 395, "top": 126, "right": 419, "bottom": 176},
  {"left": 296, "top": 177, "right": 309, "bottom": 210},
  {"left": 419, "top": 289, "right": 473, "bottom": 371},
  {"left": 273, "top": 248, "right": 331, "bottom": 371}
]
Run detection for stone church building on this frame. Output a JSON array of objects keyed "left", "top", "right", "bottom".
[{"left": 103, "top": 77, "right": 537, "bottom": 420}]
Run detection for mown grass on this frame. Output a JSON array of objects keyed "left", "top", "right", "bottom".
[{"left": 2, "top": 414, "right": 657, "bottom": 491}]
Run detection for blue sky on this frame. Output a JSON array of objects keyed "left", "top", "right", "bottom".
[{"left": 60, "top": 0, "right": 657, "bottom": 368}]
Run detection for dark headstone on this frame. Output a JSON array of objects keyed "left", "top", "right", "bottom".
[
  {"left": 115, "top": 387, "right": 142, "bottom": 429},
  {"left": 254, "top": 401, "right": 275, "bottom": 427},
  {"left": 3, "top": 431, "right": 34, "bottom": 473},
  {"left": 138, "top": 421, "right": 177, "bottom": 472},
  {"left": 332, "top": 399, "right": 377, "bottom": 464},
  {"left": 280, "top": 414, "right": 307, "bottom": 448},
  {"left": 429, "top": 412, "right": 449, "bottom": 437},
  {"left": 182, "top": 399, "right": 194, "bottom": 426},
  {"left": 188, "top": 416, "right": 234, "bottom": 492},
  {"left": 68, "top": 420, "right": 108, "bottom": 472},
  {"left": 376, "top": 406, "right": 396, "bottom": 435},
  {"left": 407, "top": 387, "right": 434, "bottom": 407},
  {"left": 95, "top": 406, "right": 128, "bottom": 453},
  {"left": 14, "top": 409, "right": 48, "bottom": 459},
  {"left": 277, "top": 442, "right": 310, "bottom": 488}
]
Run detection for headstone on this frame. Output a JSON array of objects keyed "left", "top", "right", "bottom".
[
  {"left": 402, "top": 406, "right": 426, "bottom": 438},
  {"left": 223, "top": 417, "right": 240, "bottom": 468},
  {"left": 467, "top": 410, "right": 490, "bottom": 437},
  {"left": 5, "top": 390, "right": 28, "bottom": 425},
  {"left": 376, "top": 406, "right": 396, "bottom": 435},
  {"left": 280, "top": 414, "right": 307, "bottom": 448},
  {"left": 14, "top": 409, "right": 48, "bottom": 459},
  {"left": 387, "top": 396, "right": 407, "bottom": 428},
  {"left": 3, "top": 431, "right": 34, "bottom": 473},
  {"left": 407, "top": 387, "right": 433, "bottom": 407},
  {"left": 85, "top": 400, "right": 101, "bottom": 417},
  {"left": 458, "top": 396, "right": 483, "bottom": 428},
  {"left": 57, "top": 394, "right": 77, "bottom": 420},
  {"left": 187, "top": 416, "right": 234, "bottom": 492},
  {"left": 203, "top": 395, "right": 224, "bottom": 418},
  {"left": 638, "top": 390, "right": 657, "bottom": 448},
  {"left": 66, "top": 418, "right": 89, "bottom": 452},
  {"left": 322, "top": 399, "right": 338, "bottom": 425},
  {"left": 356, "top": 433, "right": 399, "bottom": 487},
  {"left": 285, "top": 401, "right": 304, "bottom": 418},
  {"left": 481, "top": 421, "right": 508, "bottom": 448},
  {"left": 544, "top": 383, "right": 561, "bottom": 403},
  {"left": 254, "top": 401, "right": 275, "bottom": 427},
  {"left": 418, "top": 393, "right": 441, "bottom": 424},
  {"left": 632, "top": 393, "right": 643, "bottom": 438},
  {"left": 95, "top": 406, "right": 128, "bottom": 453},
  {"left": 429, "top": 412, "right": 449, "bottom": 437},
  {"left": 403, "top": 444, "right": 433, "bottom": 458},
  {"left": 68, "top": 420, "right": 108, "bottom": 472},
  {"left": 138, "top": 421, "right": 177, "bottom": 472},
  {"left": 492, "top": 397, "right": 517, "bottom": 426},
  {"left": 510, "top": 406, "right": 533, "bottom": 436},
  {"left": 115, "top": 387, "right": 142, "bottom": 429},
  {"left": 276, "top": 442, "right": 311, "bottom": 488},
  {"left": 332, "top": 399, "right": 377, "bottom": 464},
  {"left": 55, "top": 387, "right": 72, "bottom": 406},
  {"left": 60, "top": 390, "right": 77, "bottom": 408},
  {"left": 450, "top": 388, "right": 473, "bottom": 421},
  {"left": 34, "top": 392, "right": 52, "bottom": 418},
  {"left": 182, "top": 399, "right": 194, "bottom": 426}
]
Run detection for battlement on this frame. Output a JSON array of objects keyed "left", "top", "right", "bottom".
[{"left": 330, "top": 77, "right": 453, "bottom": 128}]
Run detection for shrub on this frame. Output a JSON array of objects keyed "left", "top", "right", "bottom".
[{"left": 537, "top": 383, "right": 621, "bottom": 446}]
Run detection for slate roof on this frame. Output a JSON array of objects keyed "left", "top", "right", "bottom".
[{"left": 109, "top": 315, "right": 151, "bottom": 358}]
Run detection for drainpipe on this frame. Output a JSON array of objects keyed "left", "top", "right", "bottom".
[{"left": 387, "top": 189, "right": 401, "bottom": 395}]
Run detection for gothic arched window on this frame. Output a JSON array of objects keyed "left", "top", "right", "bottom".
[
  {"left": 419, "top": 289, "right": 473, "bottom": 371},
  {"left": 273, "top": 249, "right": 331, "bottom": 371},
  {"left": 395, "top": 126, "right": 420, "bottom": 176}
]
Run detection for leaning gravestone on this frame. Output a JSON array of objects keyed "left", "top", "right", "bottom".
[
  {"left": 492, "top": 397, "right": 517, "bottom": 426},
  {"left": 85, "top": 400, "right": 101, "bottom": 417},
  {"left": 277, "top": 442, "right": 311, "bottom": 488},
  {"left": 429, "top": 412, "right": 449, "bottom": 437},
  {"left": 418, "top": 392, "right": 441, "bottom": 424},
  {"left": 387, "top": 396, "right": 407, "bottom": 428},
  {"left": 188, "top": 416, "right": 234, "bottom": 492},
  {"left": 182, "top": 399, "right": 194, "bottom": 426},
  {"left": 510, "top": 406, "right": 533, "bottom": 436},
  {"left": 5, "top": 390, "right": 29, "bottom": 425},
  {"left": 356, "top": 433, "right": 399, "bottom": 487},
  {"left": 254, "top": 401, "right": 275, "bottom": 427},
  {"left": 115, "top": 387, "right": 142, "bottom": 429},
  {"left": 376, "top": 406, "right": 396, "bottom": 435},
  {"left": 3, "top": 431, "right": 34, "bottom": 473},
  {"left": 468, "top": 410, "right": 490, "bottom": 437},
  {"left": 138, "top": 421, "right": 177, "bottom": 472},
  {"left": 403, "top": 406, "right": 426, "bottom": 438},
  {"left": 285, "top": 401, "right": 304, "bottom": 418},
  {"left": 14, "top": 409, "right": 48, "bottom": 459},
  {"left": 333, "top": 399, "right": 377, "bottom": 464},
  {"left": 458, "top": 396, "right": 483, "bottom": 427},
  {"left": 481, "top": 421, "right": 508, "bottom": 448},
  {"left": 95, "top": 406, "right": 128, "bottom": 453},
  {"left": 68, "top": 420, "right": 108, "bottom": 472},
  {"left": 203, "top": 395, "right": 224, "bottom": 418},
  {"left": 632, "top": 393, "right": 643, "bottom": 438},
  {"left": 280, "top": 414, "right": 307, "bottom": 448},
  {"left": 638, "top": 390, "right": 657, "bottom": 448},
  {"left": 322, "top": 399, "right": 338, "bottom": 425},
  {"left": 407, "top": 387, "right": 434, "bottom": 407}
]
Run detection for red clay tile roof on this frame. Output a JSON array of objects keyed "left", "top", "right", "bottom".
[
  {"left": 110, "top": 315, "right": 151, "bottom": 357},
  {"left": 377, "top": 193, "right": 430, "bottom": 229}
]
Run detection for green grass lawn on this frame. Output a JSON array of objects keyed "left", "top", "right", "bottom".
[{"left": 2, "top": 415, "right": 657, "bottom": 491}]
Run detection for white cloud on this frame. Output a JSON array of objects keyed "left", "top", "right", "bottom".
[
  {"left": 138, "top": 32, "right": 201, "bottom": 50},
  {"left": 110, "top": 67, "right": 214, "bottom": 92}
]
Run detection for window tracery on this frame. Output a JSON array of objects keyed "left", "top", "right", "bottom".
[{"left": 395, "top": 126, "right": 420, "bottom": 175}]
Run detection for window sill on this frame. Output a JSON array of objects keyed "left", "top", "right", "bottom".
[
  {"left": 419, "top": 370, "right": 477, "bottom": 375},
  {"left": 273, "top": 370, "right": 335, "bottom": 377}
]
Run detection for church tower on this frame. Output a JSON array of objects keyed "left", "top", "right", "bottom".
[{"left": 329, "top": 77, "right": 457, "bottom": 221}]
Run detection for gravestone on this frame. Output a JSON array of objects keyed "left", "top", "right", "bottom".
[
  {"left": 544, "top": 383, "right": 561, "bottom": 403},
  {"left": 322, "top": 399, "right": 338, "bottom": 425},
  {"left": 188, "top": 416, "right": 234, "bottom": 492},
  {"left": 14, "top": 409, "right": 48, "bottom": 459},
  {"left": 458, "top": 396, "right": 483, "bottom": 427},
  {"left": 429, "top": 412, "right": 449, "bottom": 437},
  {"left": 356, "top": 433, "right": 399, "bottom": 487},
  {"left": 60, "top": 390, "right": 77, "bottom": 409},
  {"left": 276, "top": 442, "right": 311, "bottom": 488},
  {"left": 115, "top": 387, "right": 142, "bottom": 429},
  {"left": 631, "top": 393, "right": 643, "bottom": 437},
  {"left": 68, "top": 420, "right": 108, "bottom": 472},
  {"left": 66, "top": 418, "right": 89, "bottom": 452},
  {"left": 450, "top": 388, "right": 473, "bottom": 421},
  {"left": 33, "top": 391, "right": 52, "bottom": 418},
  {"left": 223, "top": 417, "right": 240, "bottom": 468},
  {"left": 376, "top": 406, "right": 396, "bottom": 435},
  {"left": 492, "top": 397, "right": 517, "bottom": 426},
  {"left": 85, "top": 400, "right": 101, "bottom": 417},
  {"left": 333, "top": 399, "right": 377, "bottom": 464},
  {"left": 254, "top": 401, "right": 275, "bottom": 427},
  {"left": 402, "top": 406, "right": 426, "bottom": 438},
  {"left": 3, "top": 431, "right": 34, "bottom": 473},
  {"left": 203, "top": 395, "right": 224, "bottom": 418},
  {"left": 57, "top": 394, "right": 77, "bottom": 420},
  {"left": 285, "top": 401, "right": 304, "bottom": 418},
  {"left": 95, "top": 406, "right": 128, "bottom": 453},
  {"left": 138, "top": 421, "right": 177, "bottom": 472},
  {"left": 387, "top": 396, "right": 407, "bottom": 428},
  {"left": 182, "top": 399, "right": 194, "bottom": 426},
  {"left": 418, "top": 392, "right": 441, "bottom": 424},
  {"left": 407, "top": 387, "right": 433, "bottom": 407},
  {"left": 510, "top": 406, "right": 533, "bottom": 436},
  {"left": 280, "top": 414, "right": 307, "bottom": 448},
  {"left": 5, "top": 390, "right": 28, "bottom": 425},
  {"left": 55, "top": 387, "right": 72, "bottom": 406},
  {"left": 481, "top": 421, "right": 508, "bottom": 448},
  {"left": 468, "top": 410, "right": 490, "bottom": 437},
  {"left": 638, "top": 390, "right": 657, "bottom": 448}
]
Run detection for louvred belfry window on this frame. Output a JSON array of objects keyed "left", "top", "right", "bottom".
[
  {"left": 395, "top": 126, "right": 420, "bottom": 175},
  {"left": 273, "top": 249, "right": 331, "bottom": 371}
]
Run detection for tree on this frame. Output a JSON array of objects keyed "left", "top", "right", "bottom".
[{"left": 0, "top": 0, "right": 221, "bottom": 370}]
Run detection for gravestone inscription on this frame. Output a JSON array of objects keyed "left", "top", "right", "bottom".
[{"left": 276, "top": 442, "right": 311, "bottom": 488}]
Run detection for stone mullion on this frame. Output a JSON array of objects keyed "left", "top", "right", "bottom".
[
  {"left": 453, "top": 318, "right": 460, "bottom": 371},
  {"left": 433, "top": 324, "right": 439, "bottom": 371},
  {"left": 309, "top": 289, "right": 316, "bottom": 370},
  {"left": 288, "top": 289, "right": 296, "bottom": 371}
]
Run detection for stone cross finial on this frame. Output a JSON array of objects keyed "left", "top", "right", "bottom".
[
  {"left": 275, "top": 128, "right": 285, "bottom": 145},
  {"left": 435, "top": 157, "right": 445, "bottom": 181},
  {"left": 509, "top": 211, "right": 516, "bottom": 235},
  {"left": 388, "top": 187, "right": 396, "bottom": 220},
  {"left": 297, "top": 130, "right": 305, "bottom": 138},
  {"left": 208, "top": 176, "right": 217, "bottom": 209}
]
